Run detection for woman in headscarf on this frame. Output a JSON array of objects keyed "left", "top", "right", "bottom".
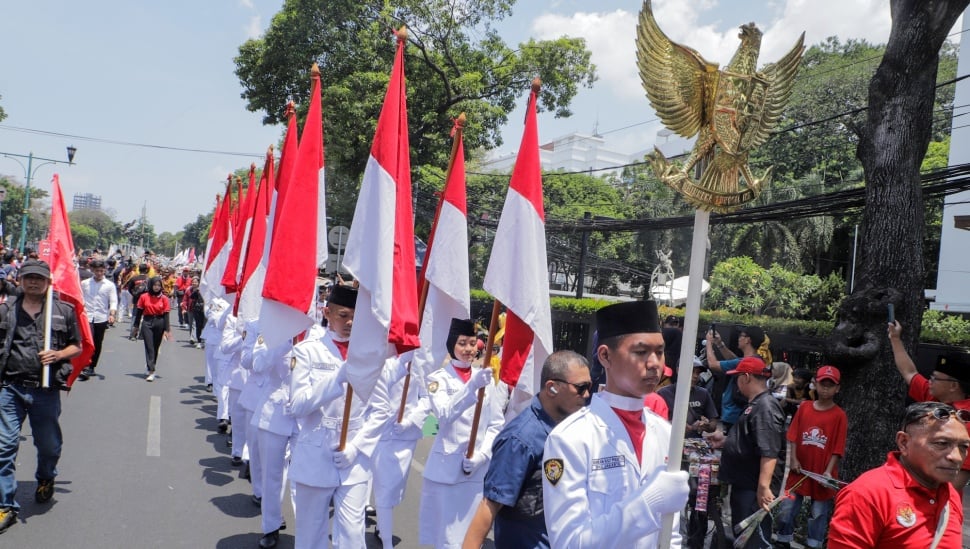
[
  {"left": 770, "top": 361, "right": 794, "bottom": 400},
  {"left": 135, "top": 276, "right": 172, "bottom": 381}
]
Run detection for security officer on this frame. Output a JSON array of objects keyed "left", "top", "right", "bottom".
[
  {"left": 287, "top": 284, "right": 372, "bottom": 549},
  {"left": 541, "top": 300, "right": 689, "bottom": 548},
  {"left": 0, "top": 259, "right": 82, "bottom": 534}
]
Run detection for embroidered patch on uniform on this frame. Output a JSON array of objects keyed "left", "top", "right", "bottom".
[
  {"left": 896, "top": 503, "right": 916, "bottom": 527},
  {"left": 428, "top": 381, "right": 439, "bottom": 394},
  {"left": 591, "top": 455, "right": 626, "bottom": 471},
  {"left": 257, "top": 334, "right": 264, "bottom": 345},
  {"left": 544, "top": 459, "right": 564, "bottom": 485}
]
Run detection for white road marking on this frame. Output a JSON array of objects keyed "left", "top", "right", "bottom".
[{"left": 147, "top": 395, "right": 161, "bottom": 456}]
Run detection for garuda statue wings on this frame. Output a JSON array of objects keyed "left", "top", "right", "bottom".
[{"left": 637, "top": 0, "right": 804, "bottom": 212}]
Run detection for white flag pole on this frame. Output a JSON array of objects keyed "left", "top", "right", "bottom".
[
  {"left": 658, "top": 209, "right": 710, "bottom": 546},
  {"left": 40, "top": 285, "right": 54, "bottom": 388}
]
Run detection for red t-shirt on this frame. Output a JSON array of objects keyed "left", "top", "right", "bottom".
[
  {"left": 643, "top": 392, "right": 669, "bottom": 419},
  {"left": 908, "top": 374, "right": 970, "bottom": 470},
  {"left": 137, "top": 293, "right": 171, "bottom": 316},
  {"left": 828, "top": 452, "right": 963, "bottom": 549},
  {"left": 785, "top": 401, "right": 848, "bottom": 500}
]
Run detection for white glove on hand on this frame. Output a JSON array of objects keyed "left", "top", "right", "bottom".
[
  {"left": 333, "top": 443, "right": 359, "bottom": 469},
  {"left": 462, "top": 452, "right": 488, "bottom": 475},
  {"left": 468, "top": 367, "right": 493, "bottom": 390},
  {"left": 640, "top": 469, "right": 690, "bottom": 515},
  {"left": 392, "top": 418, "right": 413, "bottom": 435}
]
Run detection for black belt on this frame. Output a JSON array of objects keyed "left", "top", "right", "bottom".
[
  {"left": 143, "top": 315, "right": 164, "bottom": 319},
  {"left": 3, "top": 378, "right": 41, "bottom": 388}
]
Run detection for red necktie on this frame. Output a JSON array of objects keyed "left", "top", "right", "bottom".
[
  {"left": 453, "top": 366, "right": 472, "bottom": 383},
  {"left": 613, "top": 408, "right": 645, "bottom": 463},
  {"left": 333, "top": 340, "right": 349, "bottom": 360}
]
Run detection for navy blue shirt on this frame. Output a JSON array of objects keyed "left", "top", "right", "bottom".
[{"left": 483, "top": 395, "right": 556, "bottom": 549}]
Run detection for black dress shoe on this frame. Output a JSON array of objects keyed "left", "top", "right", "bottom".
[
  {"left": 217, "top": 419, "right": 229, "bottom": 433},
  {"left": 231, "top": 456, "right": 243, "bottom": 466},
  {"left": 365, "top": 504, "right": 376, "bottom": 516},
  {"left": 252, "top": 494, "right": 262, "bottom": 506},
  {"left": 258, "top": 529, "right": 279, "bottom": 548}
]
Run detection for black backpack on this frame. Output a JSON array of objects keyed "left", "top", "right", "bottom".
[{"left": 130, "top": 277, "right": 148, "bottom": 299}]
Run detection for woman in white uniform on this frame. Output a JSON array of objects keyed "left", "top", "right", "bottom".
[{"left": 419, "top": 318, "right": 505, "bottom": 549}]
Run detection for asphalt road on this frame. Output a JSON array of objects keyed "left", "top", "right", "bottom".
[{"left": 3, "top": 320, "right": 463, "bottom": 549}]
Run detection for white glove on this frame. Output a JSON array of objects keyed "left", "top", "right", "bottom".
[
  {"left": 462, "top": 452, "right": 488, "bottom": 475},
  {"left": 392, "top": 418, "right": 413, "bottom": 435},
  {"left": 640, "top": 469, "right": 690, "bottom": 514},
  {"left": 333, "top": 443, "right": 359, "bottom": 469},
  {"left": 468, "top": 367, "right": 493, "bottom": 390}
]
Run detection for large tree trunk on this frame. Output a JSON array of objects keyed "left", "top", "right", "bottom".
[{"left": 826, "top": 0, "right": 969, "bottom": 481}]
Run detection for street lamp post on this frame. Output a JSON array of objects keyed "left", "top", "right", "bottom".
[{"left": 0, "top": 146, "right": 76, "bottom": 252}]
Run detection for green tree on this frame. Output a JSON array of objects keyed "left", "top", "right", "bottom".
[
  {"left": 68, "top": 209, "right": 124, "bottom": 250},
  {"left": 69, "top": 223, "right": 99, "bottom": 251},
  {"left": 0, "top": 177, "right": 50, "bottom": 250},
  {"left": 181, "top": 212, "right": 214, "bottom": 253},
  {"left": 0, "top": 94, "right": 6, "bottom": 122},
  {"left": 234, "top": 0, "right": 596, "bottom": 190}
]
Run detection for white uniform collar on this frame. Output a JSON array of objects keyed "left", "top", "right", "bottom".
[
  {"left": 450, "top": 359, "right": 472, "bottom": 369},
  {"left": 328, "top": 329, "right": 349, "bottom": 343},
  {"left": 598, "top": 390, "right": 645, "bottom": 411}
]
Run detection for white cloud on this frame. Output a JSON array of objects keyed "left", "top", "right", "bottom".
[
  {"left": 245, "top": 15, "right": 263, "bottom": 39},
  {"left": 239, "top": 0, "right": 255, "bottom": 9}
]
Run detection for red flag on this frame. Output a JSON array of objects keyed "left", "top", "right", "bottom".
[
  {"left": 259, "top": 66, "right": 327, "bottom": 347},
  {"left": 235, "top": 146, "right": 274, "bottom": 320},
  {"left": 222, "top": 164, "right": 257, "bottom": 294},
  {"left": 482, "top": 81, "right": 553, "bottom": 416},
  {"left": 343, "top": 29, "right": 420, "bottom": 400},
  {"left": 187, "top": 247, "right": 196, "bottom": 265},
  {"left": 48, "top": 175, "right": 95, "bottom": 386}
]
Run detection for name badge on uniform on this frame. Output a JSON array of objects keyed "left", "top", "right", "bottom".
[{"left": 592, "top": 455, "right": 626, "bottom": 471}]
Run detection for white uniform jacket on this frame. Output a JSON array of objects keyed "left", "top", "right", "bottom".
[
  {"left": 542, "top": 393, "right": 681, "bottom": 548},
  {"left": 364, "top": 357, "right": 430, "bottom": 443},
  {"left": 287, "top": 329, "right": 370, "bottom": 488},
  {"left": 249, "top": 330, "right": 299, "bottom": 437},
  {"left": 238, "top": 320, "right": 264, "bottom": 413},
  {"left": 423, "top": 362, "right": 505, "bottom": 485},
  {"left": 220, "top": 315, "right": 248, "bottom": 391}
]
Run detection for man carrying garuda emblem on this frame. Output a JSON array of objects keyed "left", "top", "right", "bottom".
[{"left": 637, "top": 0, "right": 805, "bottom": 212}]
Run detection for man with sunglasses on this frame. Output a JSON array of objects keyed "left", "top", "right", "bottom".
[
  {"left": 541, "top": 300, "right": 690, "bottom": 548},
  {"left": 463, "top": 350, "right": 591, "bottom": 549},
  {"left": 828, "top": 402, "right": 969, "bottom": 548},
  {"left": 889, "top": 320, "right": 970, "bottom": 488}
]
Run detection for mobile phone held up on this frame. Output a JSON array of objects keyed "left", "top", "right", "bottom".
[{"left": 887, "top": 303, "right": 895, "bottom": 324}]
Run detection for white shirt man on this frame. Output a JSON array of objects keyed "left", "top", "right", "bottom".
[{"left": 78, "top": 259, "right": 118, "bottom": 379}]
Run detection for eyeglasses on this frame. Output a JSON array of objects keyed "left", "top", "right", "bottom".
[
  {"left": 924, "top": 407, "right": 970, "bottom": 423},
  {"left": 550, "top": 378, "right": 593, "bottom": 395},
  {"left": 903, "top": 403, "right": 970, "bottom": 429},
  {"left": 929, "top": 374, "right": 960, "bottom": 384}
]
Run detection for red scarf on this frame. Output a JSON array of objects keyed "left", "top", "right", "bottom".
[
  {"left": 453, "top": 365, "right": 472, "bottom": 383},
  {"left": 333, "top": 339, "right": 349, "bottom": 360},
  {"left": 612, "top": 408, "right": 645, "bottom": 463}
]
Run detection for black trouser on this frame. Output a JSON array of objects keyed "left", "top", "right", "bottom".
[
  {"left": 176, "top": 294, "right": 186, "bottom": 325},
  {"left": 89, "top": 321, "right": 108, "bottom": 368},
  {"left": 140, "top": 316, "right": 167, "bottom": 373},
  {"left": 192, "top": 310, "right": 206, "bottom": 341},
  {"left": 130, "top": 306, "right": 144, "bottom": 339}
]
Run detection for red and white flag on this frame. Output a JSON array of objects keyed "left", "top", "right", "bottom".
[
  {"left": 46, "top": 175, "right": 95, "bottom": 386},
  {"left": 343, "top": 30, "right": 421, "bottom": 401},
  {"left": 259, "top": 67, "right": 327, "bottom": 347},
  {"left": 235, "top": 147, "right": 274, "bottom": 321},
  {"left": 187, "top": 247, "right": 196, "bottom": 265},
  {"left": 222, "top": 164, "right": 257, "bottom": 295},
  {"left": 201, "top": 181, "right": 233, "bottom": 302},
  {"left": 412, "top": 121, "right": 470, "bottom": 381},
  {"left": 482, "top": 82, "right": 553, "bottom": 416}
]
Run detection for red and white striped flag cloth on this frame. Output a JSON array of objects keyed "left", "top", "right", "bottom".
[
  {"left": 200, "top": 181, "right": 233, "bottom": 303},
  {"left": 412, "top": 121, "right": 471, "bottom": 381},
  {"left": 222, "top": 164, "right": 257, "bottom": 295},
  {"left": 342, "top": 29, "right": 421, "bottom": 401},
  {"left": 235, "top": 147, "right": 274, "bottom": 321},
  {"left": 482, "top": 81, "right": 553, "bottom": 417},
  {"left": 259, "top": 67, "right": 327, "bottom": 347}
]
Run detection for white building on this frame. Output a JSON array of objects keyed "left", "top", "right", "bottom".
[
  {"left": 932, "top": 12, "right": 970, "bottom": 313},
  {"left": 478, "top": 130, "right": 692, "bottom": 176}
]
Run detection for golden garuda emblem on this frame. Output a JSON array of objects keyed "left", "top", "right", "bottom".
[{"left": 636, "top": 0, "right": 804, "bottom": 212}]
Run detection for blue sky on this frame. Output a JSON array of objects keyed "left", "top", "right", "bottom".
[{"left": 0, "top": 1, "right": 958, "bottom": 235}]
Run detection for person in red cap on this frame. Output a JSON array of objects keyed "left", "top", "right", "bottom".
[
  {"left": 774, "top": 365, "right": 847, "bottom": 548},
  {"left": 889, "top": 320, "right": 970, "bottom": 488},
  {"left": 719, "top": 355, "right": 786, "bottom": 548}
]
